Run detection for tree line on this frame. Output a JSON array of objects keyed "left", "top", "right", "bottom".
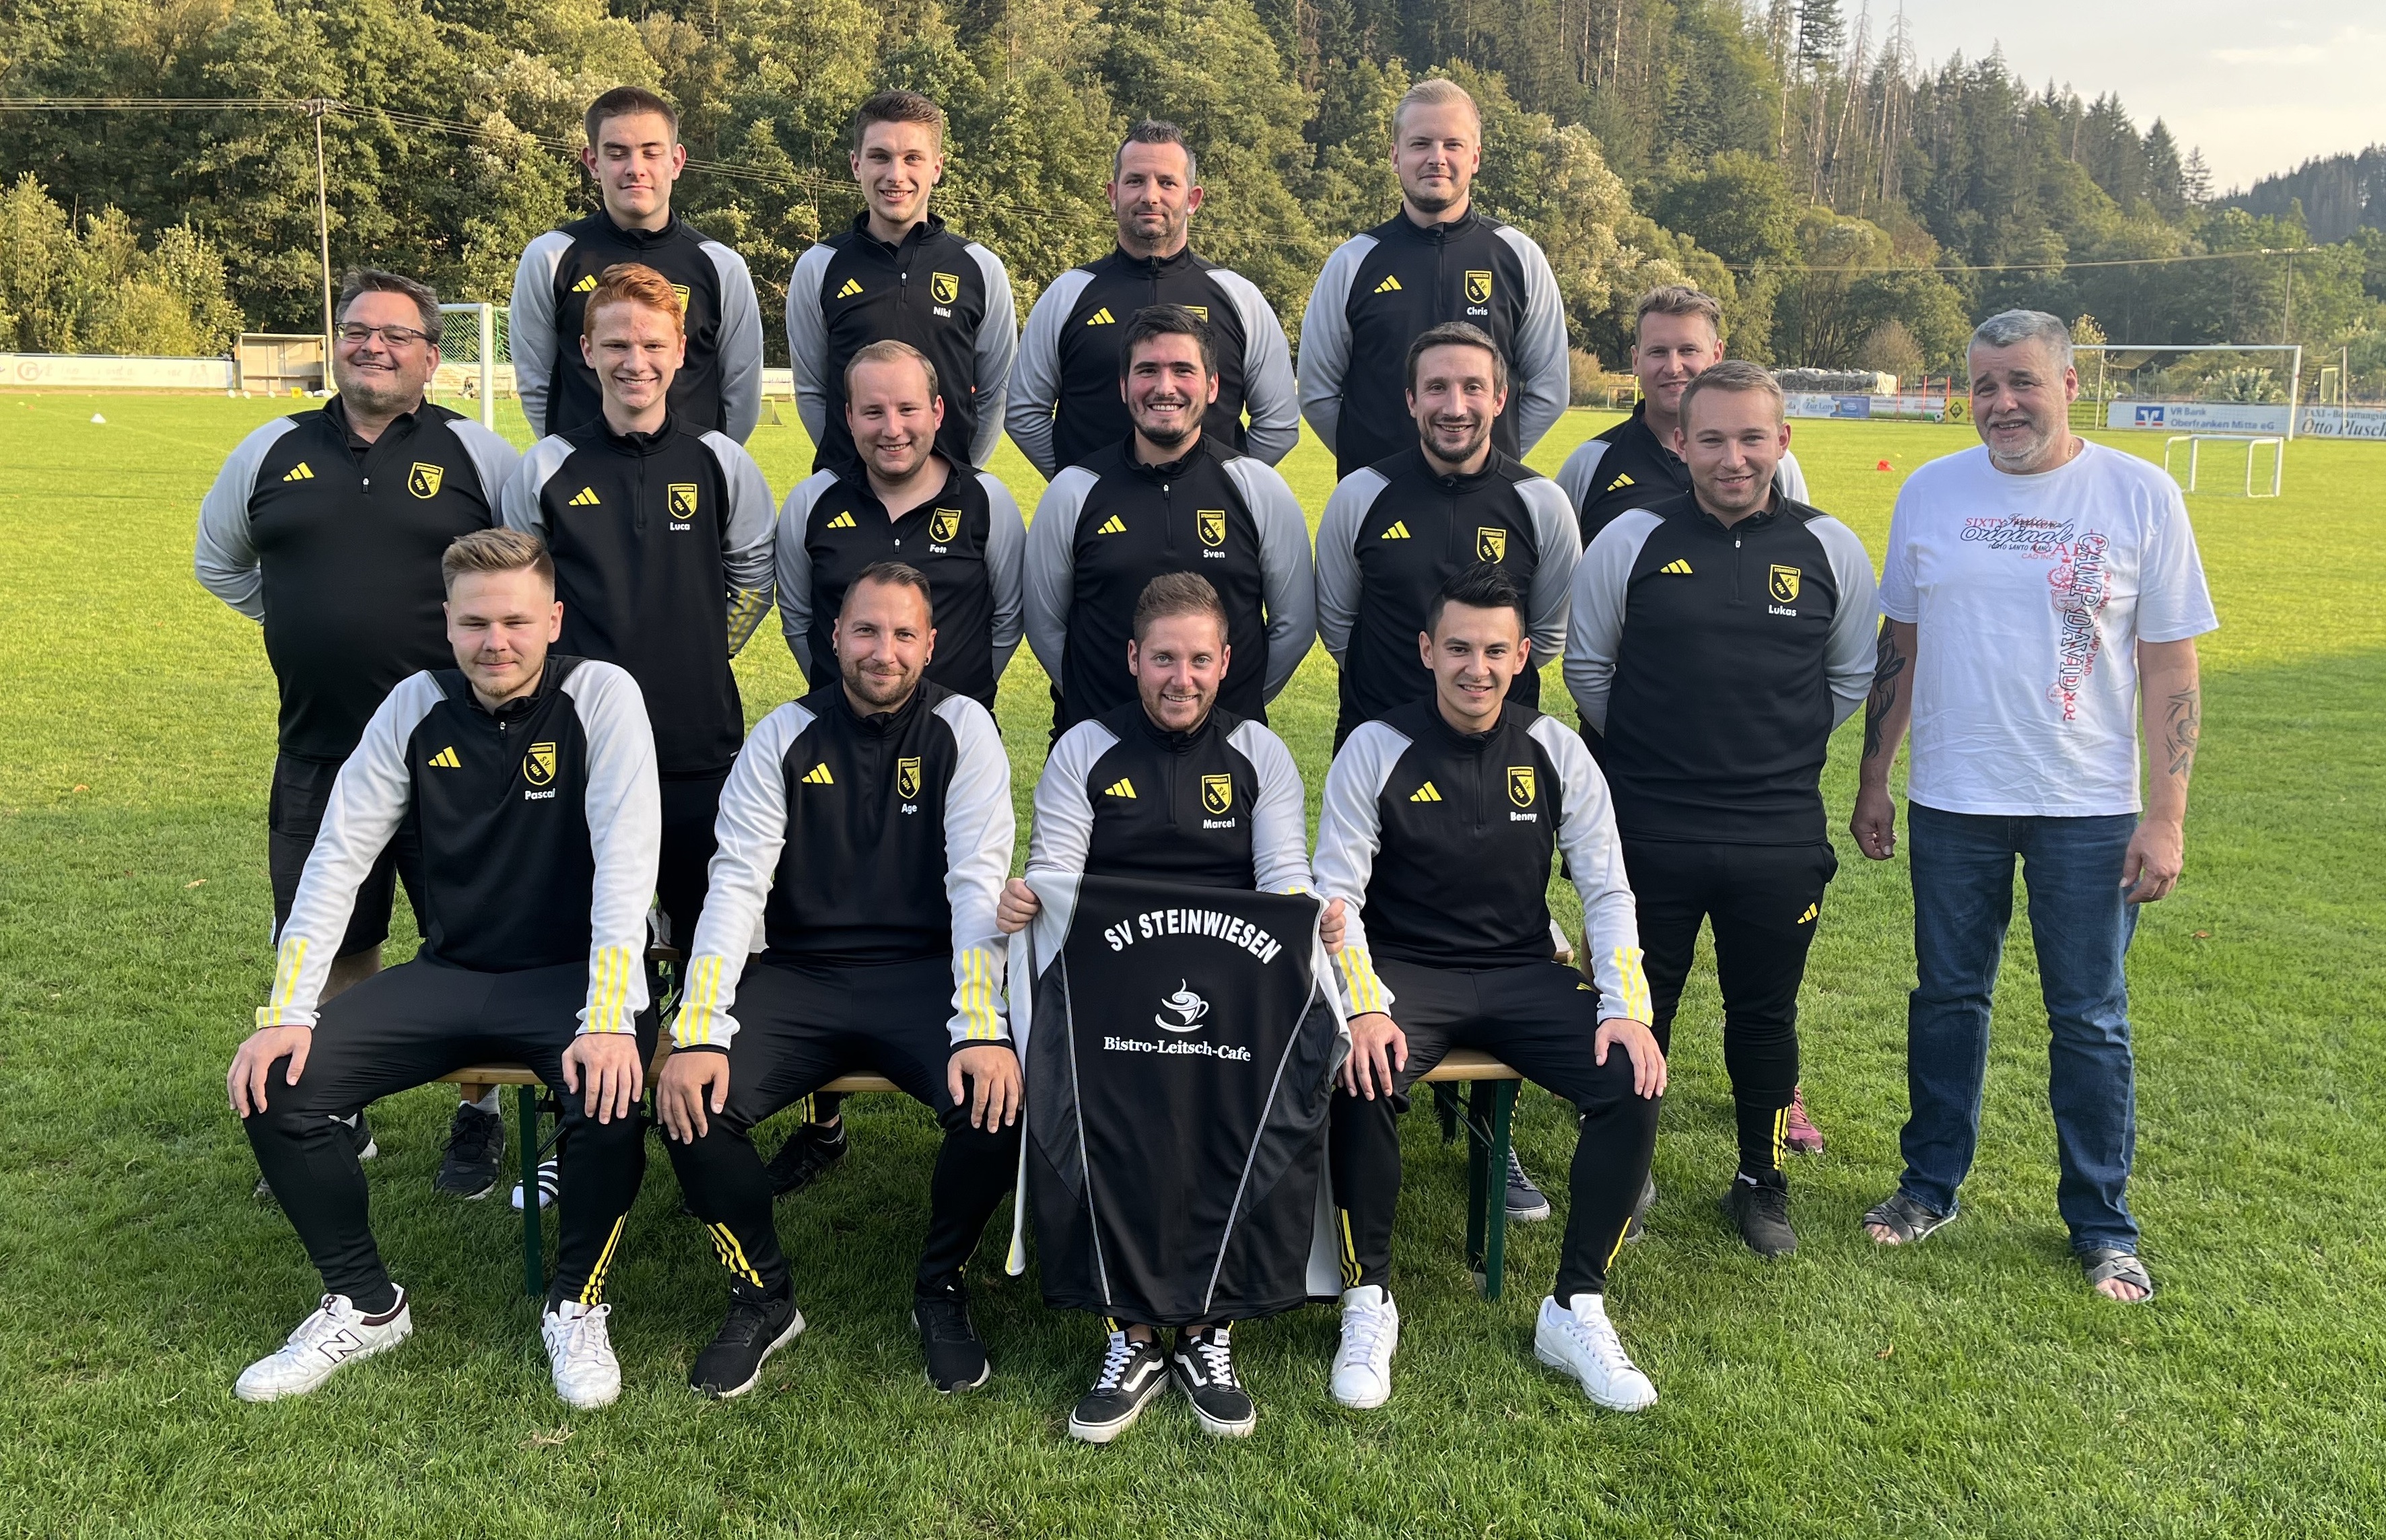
[{"left": 0, "top": 0, "right": 2379, "bottom": 391}]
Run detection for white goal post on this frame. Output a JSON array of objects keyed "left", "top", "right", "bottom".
[
  {"left": 436, "top": 302, "right": 498, "bottom": 431},
  {"left": 2161, "top": 435, "right": 2283, "bottom": 498},
  {"left": 2075, "top": 343, "right": 2305, "bottom": 441}
]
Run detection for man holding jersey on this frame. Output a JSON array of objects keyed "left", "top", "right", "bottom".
[{"left": 1565, "top": 363, "right": 1875, "bottom": 1258}]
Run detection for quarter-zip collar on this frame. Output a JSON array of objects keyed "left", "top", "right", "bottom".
[
  {"left": 593, "top": 208, "right": 686, "bottom": 250},
  {"left": 600, "top": 414, "right": 678, "bottom": 457},
  {"left": 1691, "top": 491, "right": 1781, "bottom": 536},
  {"left": 468, "top": 660, "right": 558, "bottom": 723},
  {"left": 1133, "top": 703, "right": 1219, "bottom": 755},
  {"left": 1410, "top": 442, "right": 1505, "bottom": 494},
  {"left": 851, "top": 209, "right": 947, "bottom": 258},
  {"left": 1126, "top": 434, "right": 1208, "bottom": 480},
  {"left": 831, "top": 677, "right": 928, "bottom": 736},
  {"left": 324, "top": 393, "right": 424, "bottom": 457},
  {"left": 1394, "top": 205, "right": 1482, "bottom": 242},
  {"left": 1113, "top": 243, "right": 1202, "bottom": 279},
  {"left": 1424, "top": 698, "right": 1505, "bottom": 755}
]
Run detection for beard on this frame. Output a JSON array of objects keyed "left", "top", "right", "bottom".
[{"left": 841, "top": 658, "right": 918, "bottom": 711}]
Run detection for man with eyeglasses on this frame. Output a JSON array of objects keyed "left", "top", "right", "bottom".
[{"left": 198, "top": 267, "right": 521, "bottom": 1181}]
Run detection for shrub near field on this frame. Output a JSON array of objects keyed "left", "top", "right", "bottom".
[{"left": 1, "top": 395, "right": 2382, "bottom": 1539}]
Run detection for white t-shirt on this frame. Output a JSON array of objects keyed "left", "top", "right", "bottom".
[{"left": 1879, "top": 440, "right": 2218, "bottom": 817}]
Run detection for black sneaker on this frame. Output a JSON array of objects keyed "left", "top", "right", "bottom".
[
  {"left": 1505, "top": 1147, "right": 1551, "bottom": 1222},
  {"left": 1171, "top": 1325, "right": 1257, "bottom": 1438},
  {"left": 1067, "top": 1331, "right": 1169, "bottom": 1443},
  {"left": 764, "top": 1121, "right": 848, "bottom": 1198},
  {"left": 689, "top": 1288, "right": 806, "bottom": 1399},
  {"left": 434, "top": 1102, "right": 504, "bottom": 1199},
  {"left": 254, "top": 1113, "right": 375, "bottom": 1202},
  {"left": 1623, "top": 1172, "right": 1658, "bottom": 1243},
  {"left": 912, "top": 1286, "right": 990, "bottom": 1393},
  {"left": 1724, "top": 1174, "right": 1798, "bottom": 1258}
]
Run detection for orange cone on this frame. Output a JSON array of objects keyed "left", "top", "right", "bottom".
[{"left": 1875, "top": 458, "right": 1893, "bottom": 471}]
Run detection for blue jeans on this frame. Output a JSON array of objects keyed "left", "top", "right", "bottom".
[{"left": 1897, "top": 802, "right": 2142, "bottom": 1254}]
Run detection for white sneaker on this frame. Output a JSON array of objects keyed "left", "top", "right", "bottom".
[
  {"left": 542, "top": 1300, "right": 621, "bottom": 1409},
  {"left": 234, "top": 1290, "right": 412, "bottom": 1401},
  {"left": 1533, "top": 1293, "right": 1656, "bottom": 1411},
  {"left": 1330, "top": 1286, "right": 1400, "bottom": 1409}
]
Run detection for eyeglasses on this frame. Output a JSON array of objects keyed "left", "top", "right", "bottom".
[{"left": 336, "top": 322, "right": 435, "bottom": 348}]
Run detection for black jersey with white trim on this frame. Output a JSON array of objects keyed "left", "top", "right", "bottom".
[
  {"left": 1028, "top": 702, "right": 1311, "bottom": 895},
  {"left": 509, "top": 211, "right": 765, "bottom": 442},
  {"left": 1006, "top": 244, "right": 1298, "bottom": 477},
  {"left": 1297, "top": 208, "right": 1571, "bottom": 478},
  {"left": 261, "top": 656, "right": 660, "bottom": 1032},
  {"left": 1555, "top": 403, "right": 1810, "bottom": 548},
  {"left": 504, "top": 416, "right": 775, "bottom": 777},
  {"left": 195, "top": 399, "right": 517, "bottom": 763},
  {"left": 786, "top": 213, "right": 1017, "bottom": 474},
  {"left": 1021, "top": 435, "right": 1315, "bottom": 732},
  {"left": 1313, "top": 698, "right": 1649, "bottom": 1020},
  {"left": 672, "top": 680, "right": 1013, "bottom": 1049},
  {"left": 774, "top": 460, "right": 1025, "bottom": 709},
  {"left": 1314, "top": 446, "right": 1579, "bottom": 739},
  {"left": 1563, "top": 493, "right": 1877, "bottom": 844}
]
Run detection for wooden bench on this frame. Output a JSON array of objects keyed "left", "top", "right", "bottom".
[{"left": 442, "top": 1047, "right": 1528, "bottom": 1302}]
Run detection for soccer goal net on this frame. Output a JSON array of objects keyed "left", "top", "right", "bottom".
[
  {"left": 2072, "top": 343, "right": 2305, "bottom": 439},
  {"left": 430, "top": 302, "right": 509, "bottom": 429}
]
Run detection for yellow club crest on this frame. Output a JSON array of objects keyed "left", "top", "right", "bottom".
[
  {"left": 930, "top": 507, "right": 961, "bottom": 543},
  {"left": 1185, "top": 304, "right": 1208, "bottom": 322},
  {"left": 407, "top": 462, "right": 444, "bottom": 499},
  {"left": 1769, "top": 565, "right": 1801, "bottom": 603},
  {"left": 670, "top": 283, "right": 690, "bottom": 312},
  {"left": 1507, "top": 765, "right": 1536, "bottom": 808},
  {"left": 524, "top": 741, "right": 558, "bottom": 787},
  {"left": 897, "top": 756, "right": 922, "bottom": 800},
  {"left": 1465, "top": 269, "right": 1494, "bottom": 304},
  {"left": 1202, "top": 773, "right": 1234, "bottom": 816},
  {"left": 668, "top": 483, "right": 700, "bottom": 521},
  {"left": 1476, "top": 526, "right": 1508, "bottom": 563},
  {"left": 1198, "top": 509, "right": 1227, "bottom": 548},
  {"left": 930, "top": 271, "right": 960, "bottom": 305}
]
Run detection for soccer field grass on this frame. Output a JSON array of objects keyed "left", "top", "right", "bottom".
[{"left": 2, "top": 393, "right": 2381, "bottom": 1537}]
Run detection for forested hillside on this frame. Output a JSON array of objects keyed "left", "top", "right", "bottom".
[{"left": 1, "top": 0, "right": 2379, "bottom": 386}]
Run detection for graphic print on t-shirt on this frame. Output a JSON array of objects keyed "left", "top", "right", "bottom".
[{"left": 1956, "top": 513, "right": 2112, "bottom": 722}]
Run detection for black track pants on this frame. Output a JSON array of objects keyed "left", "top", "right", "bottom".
[
  {"left": 1623, "top": 839, "right": 1835, "bottom": 1176},
  {"left": 1328, "top": 960, "right": 1662, "bottom": 1301},
  {"left": 663, "top": 957, "right": 1019, "bottom": 1300},
  {"left": 657, "top": 771, "right": 728, "bottom": 956},
  {"left": 243, "top": 958, "right": 654, "bottom": 1312}
]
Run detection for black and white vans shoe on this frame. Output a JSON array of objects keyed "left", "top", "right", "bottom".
[
  {"left": 1505, "top": 1148, "right": 1553, "bottom": 1223},
  {"left": 689, "top": 1288, "right": 805, "bottom": 1399},
  {"left": 1171, "top": 1324, "right": 1257, "bottom": 1438},
  {"left": 1067, "top": 1330, "right": 1169, "bottom": 1443},
  {"left": 436, "top": 1102, "right": 504, "bottom": 1199}
]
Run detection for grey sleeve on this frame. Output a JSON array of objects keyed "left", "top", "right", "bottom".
[
  {"left": 1024, "top": 720, "right": 1117, "bottom": 878},
  {"left": 1554, "top": 438, "right": 1608, "bottom": 519},
  {"left": 786, "top": 244, "right": 836, "bottom": 447},
  {"left": 194, "top": 418, "right": 296, "bottom": 621},
  {"left": 1775, "top": 448, "right": 1810, "bottom": 505},
  {"left": 1226, "top": 457, "right": 1316, "bottom": 702},
  {"left": 981, "top": 471, "right": 1029, "bottom": 678},
  {"left": 1296, "top": 235, "right": 1371, "bottom": 456},
  {"left": 1521, "top": 477, "right": 1581, "bottom": 666},
  {"left": 1310, "top": 722, "right": 1406, "bottom": 1015},
  {"left": 702, "top": 431, "right": 778, "bottom": 654},
  {"left": 1499, "top": 227, "right": 1571, "bottom": 456},
  {"left": 259, "top": 674, "right": 442, "bottom": 1027},
  {"left": 967, "top": 244, "right": 1018, "bottom": 468},
  {"left": 509, "top": 230, "right": 572, "bottom": 439},
  {"left": 706, "top": 241, "right": 767, "bottom": 444},
  {"left": 1230, "top": 720, "right": 1315, "bottom": 895},
  {"left": 1814, "top": 515, "right": 1881, "bottom": 727},
  {"left": 1215, "top": 268, "right": 1299, "bottom": 465},
  {"left": 1023, "top": 468, "right": 1095, "bottom": 681},
  {"left": 562, "top": 662, "right": 662, "bottom": 1035},
  {"left": 774, "top": 472, "right": 834, "bottom": 683},
  {"left": 1314, "top": 468, "right": 1384, "bottom": 664},
  {"left": 501, "top": 436, "right": 574, "bottom": 539},
  {"left": 674, "top": 704, "right": 809, "bottom": 1050},
  {"left": 1561, "top": 509, "right": 1661, "bottom": 734},
  {"left": 1529, "top": 715, "right": 1649, "bottom": 1022},
  {"left": 936, "top": 696, "right": 1016, "bottom": 1044},
  {"left": 1005, "top": 269, "right": 1091, "bottom": 479},
  {"left": 449, "top": 419, "right": 521, "bottom": 513}
]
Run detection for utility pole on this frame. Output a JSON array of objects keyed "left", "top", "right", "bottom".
[{"left": 307, "top": 99, "right": 336, "bottom": 392}]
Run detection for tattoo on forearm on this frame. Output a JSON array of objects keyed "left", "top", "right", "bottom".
[
  {"left": 2163, "top": 686, "right": 2200, "bottom": 777},
  {"left": 1862, "top": 625, "right": 1908, "bottom": 762}
]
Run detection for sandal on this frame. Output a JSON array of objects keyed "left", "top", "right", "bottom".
[
  {"left": 1861, "top": 1190, "right": 1957, "bottom": 1246},
  {"left": 2079, "top": 1247, "right": 2156, "bottom": 1303}
]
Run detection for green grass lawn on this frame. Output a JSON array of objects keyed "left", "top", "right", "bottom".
[{"left": 2, "top": 392, "right": 2381, "bottom": 1537}]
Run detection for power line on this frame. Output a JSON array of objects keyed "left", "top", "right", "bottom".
[{"left": 1729, "top": 246, "right": 2325, "bottom": 276}]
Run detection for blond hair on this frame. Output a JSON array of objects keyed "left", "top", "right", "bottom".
[
  {"left": 442, "top": 528, "right": 554, "bottom": 593},
  {"left": 1394, "top": 78, "right": 1480, "bottom": 141}
]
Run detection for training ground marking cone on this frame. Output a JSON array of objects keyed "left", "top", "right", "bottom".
[
  {"left": 90, "top": 413, "right": 106, "bottom": 424},
  {"left": 1875, "top": 458, "right": 1891, "bottom": 470}
]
